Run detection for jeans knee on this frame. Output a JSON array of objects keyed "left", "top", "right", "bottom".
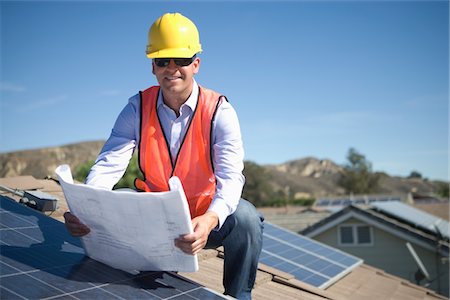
[{"left": 234, "top": 199, "right": 264, "bottom": 237}]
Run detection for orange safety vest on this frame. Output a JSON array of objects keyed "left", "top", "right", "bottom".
[{"left": 134, "top": 85, "right": 224, "bottom": 219}]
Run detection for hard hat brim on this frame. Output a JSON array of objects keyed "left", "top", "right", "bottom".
[{"left": 146, "top": 47, "right": 202, "bottom": 59}]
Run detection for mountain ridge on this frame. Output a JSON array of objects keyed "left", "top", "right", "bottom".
[
  {"left": 0, "top": 141, "right": 446, "bottom": 199},
  {"left": 0, "top": 140, "right": 105, "bottom": 179}
]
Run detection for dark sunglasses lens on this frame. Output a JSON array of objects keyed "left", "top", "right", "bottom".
[
  {"left": 173, "top": 58, "right": 193, "bottom": 66},
  {"left": 155, "top": 58, "right": 170, "bottom": 67}
]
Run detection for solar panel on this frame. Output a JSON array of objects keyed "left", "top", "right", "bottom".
[
  {"left": 260, "top": 222, "right": 363, "bottom": 288},
  {"left": 0, "top": 195, "right": 227, "bottom": 299},
  {"left": 371, "top": 201, "right": 450, "bottom": 240},
  {"left": 315, "top": 195, "right": 402, "bottom": 207}
]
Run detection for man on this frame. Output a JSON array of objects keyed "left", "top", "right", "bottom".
[{"left": 64, "top": 12, "right": 264, "bottom": 299}]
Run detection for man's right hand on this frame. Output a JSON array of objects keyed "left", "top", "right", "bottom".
[{"left": 64, "top": 212, "right": 91, "bottom": 237}]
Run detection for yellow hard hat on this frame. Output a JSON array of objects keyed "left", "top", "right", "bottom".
[{"left": 146, "top": 13, "right": 202, "bottom": 59}]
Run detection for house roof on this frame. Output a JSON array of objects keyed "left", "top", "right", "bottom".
[
  {"left": 0, "top": 175, "right": 447, "bottom": 300},
  {"left": 301, "top": 204, "right": 449, "bottom": 257}
]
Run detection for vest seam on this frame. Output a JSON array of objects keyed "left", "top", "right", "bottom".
[
  {"left": 135, "top": 90, "right": 145, "bottom": 191},
  {"left": 210, "top": 95, "right": 227, "bottom": 173}
]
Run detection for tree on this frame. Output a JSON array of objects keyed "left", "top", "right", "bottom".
[
  {"left": 242, "top": 161, "right": 275, "bottom": 206},
  {"left": 74, "top": 160, "right": 95, "bottom": 183},
  {"left": 73, "top": 153, "right": 143, "bottom": 189},
  {"left": 408, "top": 171, "right": 422, "bottom": 179},
  {"left": 337, "top": 148, "right": 380, "bottom": 194},
  {"left": 114, "top": 154, "right": 143, "bottom": 189},
  {"left": 435, "top": 181, "right": 450, "bottom": 198}
]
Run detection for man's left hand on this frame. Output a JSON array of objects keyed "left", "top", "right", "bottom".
[{"left": 175, "top": 211, "right": 219, "bottom": 255}]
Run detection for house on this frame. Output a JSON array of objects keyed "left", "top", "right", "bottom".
[
  {"left": 0, "top": 175, "right": 447, "bottom": 300},
  {"left": 300, "top": 202, "right": 450, "bottom": 297}
]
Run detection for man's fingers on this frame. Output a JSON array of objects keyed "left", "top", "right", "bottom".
[
  {"left": 174, "top": 239, "right": 192, "bottom": 254},
  {"left": 175, "top": 233, "right": 207, "bottom": 255},
  {"left": 67, "top": 222, "right": 90, "bottom": 236},
  {"left": 190, "top": 242, "right": 204, "bottom": 255},
  {"left": 174, "top": 216, "right": 213, "bottom": 255},
  {"left": 177, "top": 232, "right": 197, "bottom": 242},
  {"left": 175, "top": 242, "right": 202, "bottom": 255},
  {"left": 64, "top": 212, "right": 90, "bottom": 237}
]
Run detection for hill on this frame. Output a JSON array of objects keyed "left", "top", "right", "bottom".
[
  {"left": 263, "top": 157, "right": 443, "bottom": 199},
  {"left": 0, "top": 141, "right": 105, "bottom": 178},
  {"left": 0, "top": 141, "right": 446, "bottom": 201}
]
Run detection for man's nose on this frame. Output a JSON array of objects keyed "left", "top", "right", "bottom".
[{"left": 167, "top": 59, "right": 178, "bottom": 69}]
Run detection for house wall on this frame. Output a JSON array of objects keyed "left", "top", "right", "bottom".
[{"left": 313, "top": 216, "right": 449, "bottom": 297}]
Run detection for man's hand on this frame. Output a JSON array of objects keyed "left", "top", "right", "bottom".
[
  {"left": 175, "top": 211, "right": 219, "bottom": 255},
  {"left": 64, "top": 211, "right": 91, "bottom": 237}
]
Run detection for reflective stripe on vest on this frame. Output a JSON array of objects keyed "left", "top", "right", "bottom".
[{"left": 135, "top": 85, "right": 223, "bottom": 219}]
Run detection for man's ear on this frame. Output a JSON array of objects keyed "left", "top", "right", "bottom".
[
  {"left": 193, "top": 57, "right": 200, "bottom": 75},
  {"left": 152, "top": 62, "right": 156, "bottom": 75}
]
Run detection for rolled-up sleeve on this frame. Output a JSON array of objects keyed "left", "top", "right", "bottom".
[
  {"left": 208, "top": 100, "right": 245, "bottom": 229},
  {"left": 85, "top": 94, "right": 140, "bottom": 189}
]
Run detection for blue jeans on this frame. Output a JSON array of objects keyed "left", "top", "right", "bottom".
[{"left": 205, "top": 199, "right": 264, "bottom": 300}]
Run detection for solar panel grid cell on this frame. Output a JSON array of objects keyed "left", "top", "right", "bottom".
[
  {"left": 259, "top": 252, "right": 285, "bottom": 266},
  {"left": 321, "top": 264, "right": 345, "bottom": 277},
  {"left": 306, "top": 274, "right": 328, "bottom": 286},
  {"left": 276, "top": 261, "right": 299, "bottom": 273},
  {"left": 281, "top": 248, "right": 303, "bottom": 260},
  {"left": 306, "top": 258, "right": 331, "bottom": 270},
  {"left": 294, "top": 253, "right": 317, "bottom": 265},
  {"left": 291, "top": 268, "right": 313, "bottom": 279}
]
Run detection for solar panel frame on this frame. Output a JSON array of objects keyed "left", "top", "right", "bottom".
[
  {"left": 371, "top": 201, "right": 450, "bottom": 239},
  {"left": 0, "top": 195, "right": 227, "bottom": 300},
  {"left": 261, "top": 221, "right": 363, "bottom": 289}
]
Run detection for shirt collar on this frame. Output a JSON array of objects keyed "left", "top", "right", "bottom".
[{"left": 157, "top": 80, "right": 199, "bottom": 112}]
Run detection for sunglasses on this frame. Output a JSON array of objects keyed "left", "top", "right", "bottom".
[{"left": 153, "top": 55, "right": 196, "bottom": 67}]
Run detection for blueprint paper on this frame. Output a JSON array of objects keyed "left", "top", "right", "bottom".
[{"left": 55, "top": 164, "right": 198, "bottom": 273}]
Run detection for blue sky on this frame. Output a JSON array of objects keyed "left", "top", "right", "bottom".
[{"left": 1, "top": 1, "right": 448, "bottom": 181}]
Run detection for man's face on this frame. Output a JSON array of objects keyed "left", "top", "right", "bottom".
[{"left": 152, "top": 56, "right": 200, "bottom": 97}]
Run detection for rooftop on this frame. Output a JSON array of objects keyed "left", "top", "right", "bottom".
[{"left": 0, "top": 175, "right": 446, "bottom": 300}]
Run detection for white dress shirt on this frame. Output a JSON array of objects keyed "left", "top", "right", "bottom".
[{"left": 86, "top": 80, "right": 245, "bottom": 229}]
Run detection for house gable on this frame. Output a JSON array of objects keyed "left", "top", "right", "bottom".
[
  {"left": 302, "top": 206, "right": 448, "bottom": 255},
  {"left": 302, "top": 206, "right": 449, "bottom": 297}
]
